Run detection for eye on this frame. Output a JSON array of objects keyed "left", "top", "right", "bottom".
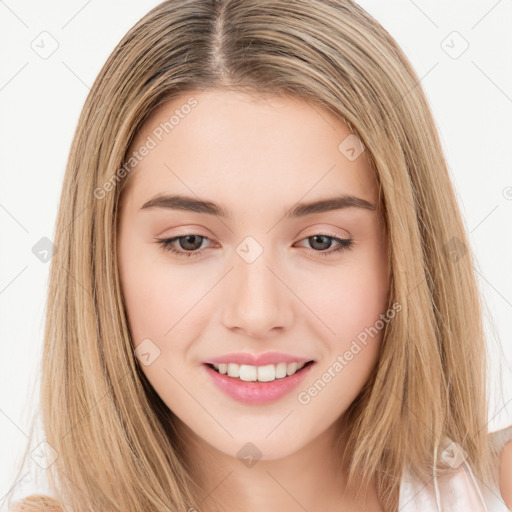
[
  {"left": 155, "top": 232, "right": 354, "bottom": 258},
  {"left": 155, "top": 234, "right": 213, "bottom": 258},
  {"left": 295, "top": 234, "right": 353, "bottom": 256}
]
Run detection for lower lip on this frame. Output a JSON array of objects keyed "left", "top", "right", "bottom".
[{"left": 202, "top": 362, "right": 315, "bottom": 405}]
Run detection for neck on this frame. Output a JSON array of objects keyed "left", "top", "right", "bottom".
[{"left": 174, "top": 415, "right": 383, "bottom": 512}]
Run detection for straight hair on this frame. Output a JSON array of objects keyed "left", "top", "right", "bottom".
[{"left": 9, "top": 1, "right": 499, "bottom": 510}]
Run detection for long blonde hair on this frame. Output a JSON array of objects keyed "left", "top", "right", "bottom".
[{"left": 8, "top": 0, "right": 498, "bottom": 510}]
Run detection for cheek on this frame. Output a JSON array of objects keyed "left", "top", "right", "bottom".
[
  {"left": 305, "top": 248, "right": 389, "bottom": 345},
  {"left": 298, "top": 251, "right": 388, "bottom": 411},
  {"left": 118, "top": 254, "right": 208, "bottom": 399},
  {"left": 118, "top": 237, "right": 204, "bottom": 350}
]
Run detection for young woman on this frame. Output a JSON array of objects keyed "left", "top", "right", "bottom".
[{"left": 8, "top": 0, "right": 512, "bottom": 511}]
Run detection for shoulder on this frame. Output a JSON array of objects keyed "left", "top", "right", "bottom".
[
  {"left": 490, "top": 422, "right": 512, "bottom": 510},
  {"left": 399, "top": 426, "right": 512, "bottom": 511},
  {"left": 498, "top": 438, "right": 512, "bottom": 509}
]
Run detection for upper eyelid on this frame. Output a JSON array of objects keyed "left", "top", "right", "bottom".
[{"left": 162, "top": 223, "right": 350, "bottom": 240}]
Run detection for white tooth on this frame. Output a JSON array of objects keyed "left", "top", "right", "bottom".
[
  {"left": 227, "top": 363, "right": 240, "bottom": 378},
  {"left": 219, "top": 361, "right": 305, "bottom": 381},
  {"left": 239, "top": 364, "right": 257, "bottom": 381},
  {"left": 286, "top": 362, "right": 298, "bottom": 376},
  {"left": 257, "top": 364, "right": 276, "bottom": 382},
  {"left": 212, "top": 363, "right": 220, "bottom": 371},
  {"left": 275, "top": 362, "right": 287, "bottom": 379}
]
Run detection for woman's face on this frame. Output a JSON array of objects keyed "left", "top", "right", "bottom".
[{"left": 117, "top": 88, "right": 390, "bottom": 462}]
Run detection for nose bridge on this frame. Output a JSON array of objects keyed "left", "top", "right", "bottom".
[{"left": 221, "top": 236, "right": 293, "bottom": 336}]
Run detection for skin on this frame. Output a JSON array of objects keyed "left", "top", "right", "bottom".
[
  {"left": 117, "top": 88, "right": 389, "bottom": 511},
  {"left": 499, "top": 441, "right": 512, "bottom": 508}
]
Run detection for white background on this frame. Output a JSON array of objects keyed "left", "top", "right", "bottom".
[{"left": 1, "top": 0, "right": 511, "bottom": 506}]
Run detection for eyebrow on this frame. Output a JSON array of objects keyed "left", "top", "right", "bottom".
[{"left": 140, "top": 193, "right": 376, "bottom": 218}]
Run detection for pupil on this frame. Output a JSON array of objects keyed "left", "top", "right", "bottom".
[
  {"left": 181, "top": 235, "right": 201, "bottom": 250},
  {"left": 311, "top": 235, "right": 330, "bottom": 250}
]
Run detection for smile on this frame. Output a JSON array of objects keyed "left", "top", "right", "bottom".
[{"left": 203, "top": 361, "right": 315, "bottom": 404}]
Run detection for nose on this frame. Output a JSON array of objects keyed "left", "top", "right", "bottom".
[{"left": 221, "top": 250, "right": 294, "bottom": 338}]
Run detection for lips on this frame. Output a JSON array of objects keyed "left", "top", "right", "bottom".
[{"left": 202, "top": 359, "right": 315, "bottom": 404}]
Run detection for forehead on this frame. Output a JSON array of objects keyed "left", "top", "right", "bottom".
[{"left": 122, "top": 89, "right": 378, "bottom": 210}]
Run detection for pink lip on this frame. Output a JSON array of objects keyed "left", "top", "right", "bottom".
[
  {"left": 203, "top": 361, "right": 315, "bottom": 405},
  {"left": 203, "top": 351, "right": 314, "bottom": 366}
]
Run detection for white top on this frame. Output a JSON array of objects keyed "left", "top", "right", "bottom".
[{"left": 398, "top": 422, "right": 512, "bottom": 511}]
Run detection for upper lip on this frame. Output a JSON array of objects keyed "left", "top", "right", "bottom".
[{"left": 203, "top": 351, "right": 315, "bottom": 367}]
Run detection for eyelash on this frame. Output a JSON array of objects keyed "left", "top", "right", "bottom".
[{"left": 155, "top": 232, "right": 353, "bottom": 258}]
